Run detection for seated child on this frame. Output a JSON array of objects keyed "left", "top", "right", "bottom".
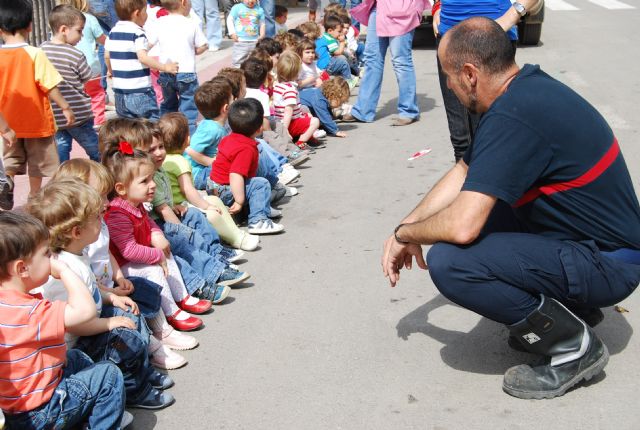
[
  {"left": 209, "top": 98, "right": 285, "bottom": 234},
  {"left": 0, "top": 211, "right": 128, "bottom": 429},
  {"left": 300, "top": 77, "right": 350, "bottom": 138},
  {"left": 272, "top": 51, "right": 321, "bottom": 150},
  {"left": 186, "top": 79, "right": 234, "bottom": 190},
  {"left": 314, "top": 15, "right": 356, "bottom": 85},
  {"left": 275, "top": 5, "right": 288, "bottom": 34},
  {"left": 52, "top": 158, "right": 194, "bottom": 371},
  {"left": 296, "top": 37, "right": 324, "bottom": 90},
  {"left": 26, "top": 179, "right": 175, "bottom": 410},
  {"left": 101, "top": 142, "right": 212, "bottom": 331}
]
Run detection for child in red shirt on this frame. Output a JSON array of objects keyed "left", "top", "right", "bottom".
[{"left": 210, "top": 98, "right": 285, "bottom": 235}]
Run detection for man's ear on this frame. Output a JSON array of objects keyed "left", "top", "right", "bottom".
[
  {"left": 114, "top": 182, "right": 127, "bottom": 197},
  {"left": 462, "top": 63, "right": 478, "bottom": 87}
]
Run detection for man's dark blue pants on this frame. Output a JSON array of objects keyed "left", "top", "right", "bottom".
[{"left": 426, "top": 203, "right": 640, "bottom": 325}]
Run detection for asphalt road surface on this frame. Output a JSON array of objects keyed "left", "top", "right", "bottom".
[{"left": 133, "top": 3, "right": 640, "bottom": 429}]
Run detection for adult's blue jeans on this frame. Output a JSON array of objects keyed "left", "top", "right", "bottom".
[
  {"left": 352, "top": 8, "right": 419, "bottom": 122},
  {"left": 75, "top": 305, "right": 154, "bottom": 405},
  {"left": 260, "top": 0, "right": 276, "bottom": 37},
  {"left": 426, "top": 203, "right": 640, "bottom": 325},
  {"left": 4, "top": 349, "right": 124, "bottom": 430},
  {"left": 89, "top": 0, "right": 117, "bottom": 90},
  {"left": 215, "top": 176, "right": 271, "bottom": 224},
  {"left": 55, "top": 118, "right": 100, "bottom": 162},
  {"left": 114, "top": 88, "right": 159, "bottom": 121},
  {"left": 158, "top": 72, "right": 200, "bottom": 135},
  {"left": 192, "top": 0, "right": 223, "bottom": 48}
]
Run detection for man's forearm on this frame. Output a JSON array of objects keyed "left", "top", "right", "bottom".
[{"left": 401, "top": 160, "right": 468, "bottom": 224}]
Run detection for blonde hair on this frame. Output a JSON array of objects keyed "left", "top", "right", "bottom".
[
  {"left": 25, "top": 178, "right": 103, "bottom": 253},
  {"left": 276, "top": 50, "right": 301, "bottom": 82},
  {"left": 53, "top": 159, "right": 115, "bottom": 197},
  {"left": 56, "top": 0, "right": 89, "bottom": 12}
]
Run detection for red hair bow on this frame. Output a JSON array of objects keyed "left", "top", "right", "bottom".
[{"left": 118, "top": 141, "right": 134, "bottom": 155}]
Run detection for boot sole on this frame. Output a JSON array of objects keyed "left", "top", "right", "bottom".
[{"left": 502, "top": 344, "right": 609, "bottom": 399}]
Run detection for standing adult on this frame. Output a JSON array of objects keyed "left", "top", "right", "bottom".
[
  {"left": 343, "top": 0, "right": 429, "bottom": 126},
  {"left": 433, "top": 0, "right": 543, "bottom": 160},
  {"left": 382, "top": 18, "right": 640, "bottom": 399},
  {"left": 192, "top": 0, "right": 223, "bottom": 51},
  {"left": 260, "top": 0, "right": 276, "bottom": 37}
]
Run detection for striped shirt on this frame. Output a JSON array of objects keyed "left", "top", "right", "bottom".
[
  {"left": 105, "top": 197, "right": 164, "bottom": 267},
  {"left": 272, "top": 81, "right": 303, "bottom": 120},
  {"left": 105, "top": 20, "right": 152, "bottom": 94},
  {"left": 40, "top": 41, "right": 93, "bottom": 129},
  {"left": 0, "top": 290, "right": 66, "bottom": 414}
]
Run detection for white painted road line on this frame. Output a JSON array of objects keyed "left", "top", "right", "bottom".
[
  {"left": 587, "top": 0, "right": 635, "bottom": 9},
  {"left": 545, "top": 0, "right": 580, "bottom": 11}
]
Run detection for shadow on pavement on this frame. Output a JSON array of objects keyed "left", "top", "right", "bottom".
[
  {"left": 376, "top": 94, "right": 437, "bottom": 120},
  {"left": 130, "top": 410, "right": 158, "bottom": 429},
  {"left": 396, "top": 294, "right": 634, "bottom": 375}
]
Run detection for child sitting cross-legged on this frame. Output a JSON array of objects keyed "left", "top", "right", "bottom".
[
  {"left": 101, "top": 141, "right": 212, "bottom": 332},
  {"left": 26, "top": 178, "right": 175, "bottom": 410},
  {"left": 209, "top": 98, "right": 285, "bottom": 235},
  {"left": 52, "top": 158, "right": 194, "bottom": 371},
  {"left": 0, "top": 211, "right": 129, "bottom": 429}
]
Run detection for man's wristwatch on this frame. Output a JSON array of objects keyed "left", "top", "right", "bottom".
[
  {"left": 512, "top": 1, "right": 527, "bottom": 17},
  {"left": 394, "top": 224, "right": 410, "bottom": 244}
]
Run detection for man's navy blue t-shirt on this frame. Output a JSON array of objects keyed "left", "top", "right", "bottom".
[{"left": 462, "top": 64, "right": 640, "bottom": 251}]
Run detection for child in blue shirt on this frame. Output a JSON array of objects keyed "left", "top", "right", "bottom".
[
  {"left": 315, "top": 15, "right": 353, "bottom": 84},
  {"left": 227, "top": 0, "right": 265, "bottom": 67}
]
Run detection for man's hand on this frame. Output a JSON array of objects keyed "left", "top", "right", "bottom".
[
  {"left": 113, "top": 277, "right": 134, "bottom": 295},
  {"left": 229, "top": 201, "right": 242, "bottom": 215},
  {"left": 381, "top": 234, "right": 428, "bottom": 287},
  {"left": 111, "top": 294, "right": 139, "bottom": 315},
  {"left": 107, "top": 316, "right": 137, "bottom": 330}
]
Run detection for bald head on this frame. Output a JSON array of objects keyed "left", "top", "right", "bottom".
[{"left": 439, "top": 17, "right": 516, "bottom": 75}]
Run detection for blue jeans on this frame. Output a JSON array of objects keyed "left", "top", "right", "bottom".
[
  {"left": 55, "top": 118, "right": 100, "bottom": 162},
  {"left": 159, "top": 214, "right": 227, "bottom": 294},
  {"left": 89, "top": 0, "right": 117, "bottom": 90},
  {"left": 192, "top": 0, "right": 222, "bottom": 48},
  {"left": 114, "top": 88, "right": 159, "bottom": 120},
  {"left": 158, "top": 73, "right": 199, "bottom": 134},
  {"left": 260, "top": 0, "right": 276, "bottom": 37},
  {"left": 257, "top": 142, "right": 280, "bottom": 187},
  {"left": 213, "top": 176, "right": 271, "bottom": 224},
  {"left": 258, "top": 138, "right": 287, "bottom": 172},
  {"left": 193, "top": 165, "right": 211, "bottom": 190},
  {"left": 326, "top": 55, "right": 352, "bottom": 80},
  {"left": 427, "top": 203, "right": 640, "bottom": 325},
  {"left": 75, "top": 306, "right": 154, "bottom": 405},
  {"left": 128, "top": 276, "right": 162, "bottom": 319},
  {"left": 4, "top": 349, "right": 124, "bottom": 430},
  {"left": 352, "top": 8, "right": 418, "bottom": 122}
]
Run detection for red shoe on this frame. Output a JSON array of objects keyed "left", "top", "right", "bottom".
[
  {"left": 177, "top": 296, "right": 212, "bottom": 314},
  {"left": 166, "top": 311, "right": 203, "bottom": 331}
]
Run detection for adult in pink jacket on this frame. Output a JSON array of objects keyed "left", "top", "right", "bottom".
[{"left": 344, "top": 0, "right": 430, "bottom": 126}]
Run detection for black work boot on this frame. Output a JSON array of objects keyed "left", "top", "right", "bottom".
[
  {"left": 502, "top": 296, "right": 609, "bottom": 399},
  {"left": 507, "top": 306, "right": 604, "bottom": 352}
]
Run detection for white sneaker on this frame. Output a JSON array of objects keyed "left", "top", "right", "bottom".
[
  {"left": 238, "top": 231, "right": 260, "bottom": 251},
  {"left": 284, "top": 185, "right": 298, "bottom": 197},
  {"left": 269, "top": 207, "right": 282, "bottom": 218},
  {"left": 150, "top": 344, "right": 188, "bottom": 370},
  {"left": 313, "top": 129, "right": 327, "bottom": 139},
  {"left": 248, "top": 219, "right": 285, "bottom": 234},
  {"left": 277, "top": 167, "right": 300, "bottom": 185},
  {"left": 208, "top": 45, "right": 220, "bottom": 52},
  {"left": 121, "top": 411, "right": 134, "bottom": 428}
]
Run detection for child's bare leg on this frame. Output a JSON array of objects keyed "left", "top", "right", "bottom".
[
  {"left": 299, "top": 117, "right": 320, "bottom": 143},
  {"left": 28, "top": 175, "right": 43, "bottom": 197}
]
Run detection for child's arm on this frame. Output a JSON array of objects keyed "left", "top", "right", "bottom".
[
  {"left": 282, "top": 105, "right": 294, "bottom": 131},
  {"left": 66, "top": 312, "right": 136, "bottom": 336},
  {"left": 109, "top": 251, "right": 135, "bottom": 296},
  {"left": 100, "top": 289, "right": 139, "bottom": 314},
  {"left": 185, "top": 147, "right": 215, "bottom": 167},
  {"left": 0, "top": 112, "right": 16, "bottom": 147},
  {"left": 227, "top": 14, "right": 238, "bottom": 41},
  {"left": 178, "top": 172, "right": 220, "bottom": 212},
  {"left": 155, "top": 202, "right": 182, "bottom": 224},
  {"left": 229, "top": 172, "right": 246, "bottom": 214},
  {"left": 333, "top": 36, "right": 346, "bottom": 56},
  {"left": 49, "top": 258, "right": 96, "bottom": 328},
  {"left": 104, "top": 50, "right": 113, "bottom": 77},
  {"left": 262, "top": 117, "right": 271, "bottom": 132},
  {"left": 48, "top": 87, "right": 75, "bottom": 126},
  {"left": 137, "top": 49, "right": 179, "bottom": 74},
  {"left": 195, "top": 44, "right": 209, "bottom": 55},
  {"left": 259, "top": 23, "right": 266, "bottom": 40},
  {"left": 298, "top": 75, "right": 317, "bottom": 88},
  {"left": 107, "top": 209, "right": 164, "bottom": 264}
]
